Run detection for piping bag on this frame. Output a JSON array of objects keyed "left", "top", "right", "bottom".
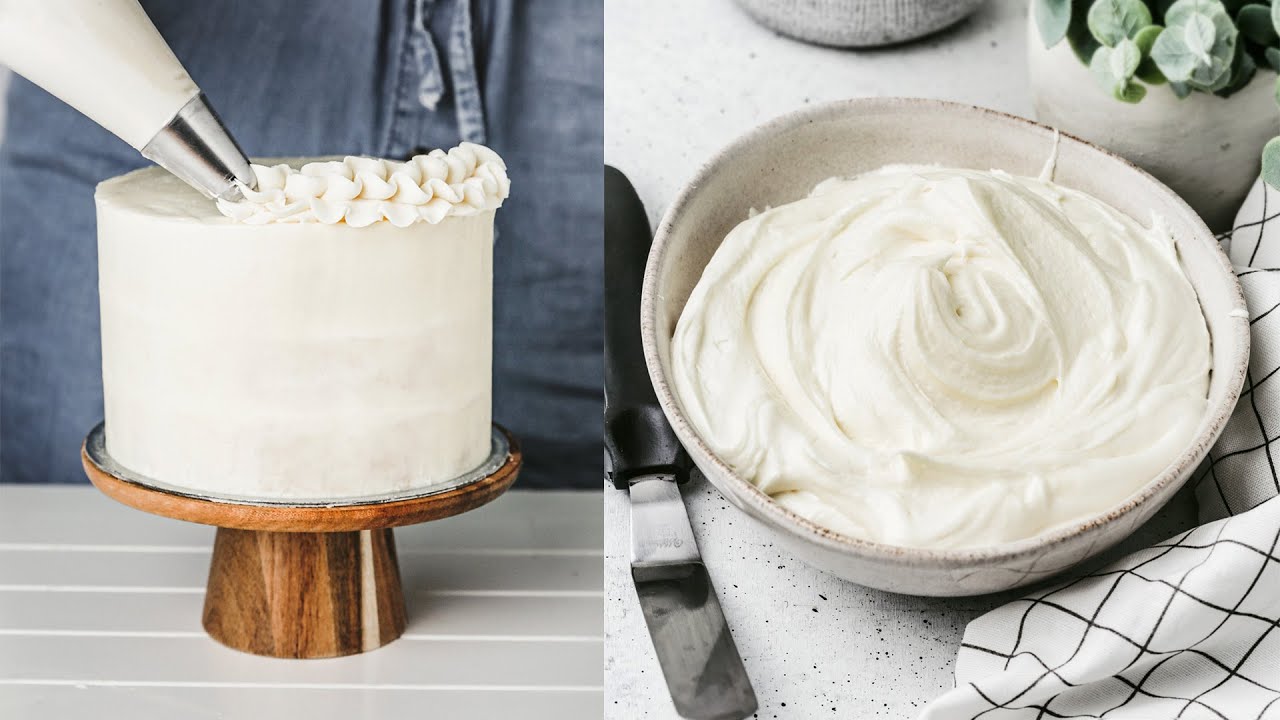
[{"left": 0, "top": 0, "right": 256, "bottom": 200}]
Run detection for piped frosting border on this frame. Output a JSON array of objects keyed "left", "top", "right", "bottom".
[{"left": 216, "top": 142, "right": 510, "bottom": 227}]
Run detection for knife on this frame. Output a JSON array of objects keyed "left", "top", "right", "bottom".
[{"left": 604, "top": 165, "right": 758, "bottom": 720}]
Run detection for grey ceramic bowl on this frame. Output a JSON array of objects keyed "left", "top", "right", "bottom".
[
  {"left": 734, "top": 0, "right": 987, "bottom": 47},
  {"left": 641, "top": 98, "right": 1249, "bottom": 596}
]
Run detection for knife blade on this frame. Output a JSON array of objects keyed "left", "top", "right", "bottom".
[{"left": 604, "top": 164, "right": 758, "bottom": 720}]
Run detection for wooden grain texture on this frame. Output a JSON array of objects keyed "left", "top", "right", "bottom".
[
  {"left": 77, "top": 427, "right": 521, "bottom": 659},
  {"left": 79, "top": 426, "right": 521, "bottom": 532},
  {"left": 202, "top": 527, "right": 407, "bottom": 658}
]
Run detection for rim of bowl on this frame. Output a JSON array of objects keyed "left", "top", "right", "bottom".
[{"left": 642, "top": 96, "right": 1250, "bottom": 570}]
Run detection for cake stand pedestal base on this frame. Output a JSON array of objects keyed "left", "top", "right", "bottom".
[
  {"left": 202, "top": 527, "right": 407, "bottom": 658},
  {"left": 81, "top": 423, "right": 520, "bottom": 659}
]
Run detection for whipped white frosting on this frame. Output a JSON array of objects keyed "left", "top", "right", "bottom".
[
  {"left": 671, "top": 166, "right": 1211, "bottom": 549},
  {"left": 216, "top": 142, "right": 510, "bottom": 227}
]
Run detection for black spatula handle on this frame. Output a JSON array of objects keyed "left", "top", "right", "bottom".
[{"left": 604, "top": 165, "right": 688, "bottom": 489}]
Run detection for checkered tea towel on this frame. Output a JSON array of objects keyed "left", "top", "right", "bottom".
[{"left": 923, "top": 179, "right": 1280, "bottom": 720}]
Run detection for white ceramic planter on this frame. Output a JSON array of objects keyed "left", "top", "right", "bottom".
[
  {"left": 1026, "top": 11, "right": 1278, "bottom": 231},
  {"left": 734, "top": 0, "right": 985, "bottom": 47}
]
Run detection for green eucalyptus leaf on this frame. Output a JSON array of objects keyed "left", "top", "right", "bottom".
[
  {"left": 1115, "top": 36, "right": 1143, "bottom": 75},
  {"left": 1184, "top": 13, "right": 1218, "bottom": 61},
  {"left": 1091, "top": 41, "right": 1145, "bottom": 101},
  {"left": 1066, "top": 1, "right": 1101, "bottom": 61},
  {"left": 1273, "top": 0, "right": 1280, "bottom": 36},
  {"left": 1165, "top": 0, "right": 1231, "bottom": 26},
  {"left": 1275, "top": 74, "right": 1280, "bottom": 104},
  {"left": 1238, "top": 4, "right": 1278, "bottom": 44},
  {"left": 1262, "top": 136, "right": 1280, "bottom": 190},
  {"left": 1216, "top": 43, "right": 1257, "bottom": 96},
  {"left": 1134, "top": 23, "right": 1165, "bottom": 52},
  {"left": 1035, "top": 0, "right": 1073, "bottom": 46},
  {"left": 1269, "top": 46, "right": 1280, "bottom": 71},
  {"left": 1170, "top": 80, "right": 1194, "bottom": 96},
  {"left": 1117, "top": 81, "right": 1149, "bottom": 101},
  {"left": 1090, "top": 44, "right": 1122, "bottom": 89},
  {"left": 1151, "top": 28, "right": 1205, "bottom": 79},
  {"left": 1152, "top": 0, "right": 1238, "bottom": 88},
  {"left": 1199, "top": 63, "right": 1239, "bottom": 91},
  {"left": 1088, "top": 0, "right": 1155, "bottom": 45},
  {"left": 1134, "top": 24, "right": 1168, "bottom": 82}
]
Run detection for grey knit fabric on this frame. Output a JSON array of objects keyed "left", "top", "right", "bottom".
[{"left": 733, "top": 0, "right": 986, "bottom": 47}]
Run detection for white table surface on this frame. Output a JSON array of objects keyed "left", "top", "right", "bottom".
[
  {"left": 0, "top": 485, "right": 603, "bottom": 719},
  {"left": 603, "top": 1, "right": 1201, "bottom": 717}
]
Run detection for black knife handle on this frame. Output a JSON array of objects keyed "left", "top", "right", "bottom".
[{"left": 604, "top": 165, "right": 689, "bottom": 489}]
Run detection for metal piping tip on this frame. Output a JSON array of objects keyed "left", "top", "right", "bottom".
[
  {"left": 141, "top": 93, "right": 256, "bottom": 202},
  {"left": 219, "top": 182, "right": 247, "bottom": 203}
]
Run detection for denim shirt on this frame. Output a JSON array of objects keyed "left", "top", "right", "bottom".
[{"left": 0, "top": 0, "right": 603, "bottom": 489}]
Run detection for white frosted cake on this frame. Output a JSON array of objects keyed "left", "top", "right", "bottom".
[{"left": 94, "top": 143, "right": 510, "bottom": 499}]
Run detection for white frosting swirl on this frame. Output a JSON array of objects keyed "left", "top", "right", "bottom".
[
  {"left": 671, "top": 166, "right": 1210, "bottom": 549},
  {"left": 216, "top": 142, "right": 510, "bottom": 227}
]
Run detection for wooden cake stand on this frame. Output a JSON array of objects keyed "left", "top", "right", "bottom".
[{"left": 80, "top": 422, "right": 520, "bottom": 659}]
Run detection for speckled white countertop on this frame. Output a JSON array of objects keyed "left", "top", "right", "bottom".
[{"left": 603, "top": 1, "right": 1199, "bottom": 717}]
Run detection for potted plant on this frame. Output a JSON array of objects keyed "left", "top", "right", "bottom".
[
  {"left": 733, "top": 0, "right": 986, "bottom": 47},
  {"left": 1028, "top": 0, "right": 1280, "bottom": 230}
]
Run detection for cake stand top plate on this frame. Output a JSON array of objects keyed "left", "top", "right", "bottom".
[{"left": 81, "top": 423, "right": 521, "bottom": 532}]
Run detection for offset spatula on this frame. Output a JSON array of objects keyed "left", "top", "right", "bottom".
[{"left": 604, "top": 165, "right": 758, "bottom": 720}]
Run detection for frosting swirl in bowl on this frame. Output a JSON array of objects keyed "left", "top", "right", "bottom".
[
  {"left": 670, "top": 165, "right": 1211, "bottom": 549},
  {"left": 216, "top": 142, "right": 510, "bottom": 227}
]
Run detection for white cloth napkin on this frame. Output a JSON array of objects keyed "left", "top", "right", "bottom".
[{"left": 923, "top": 179, "right": 1280, "bottom": 720}]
